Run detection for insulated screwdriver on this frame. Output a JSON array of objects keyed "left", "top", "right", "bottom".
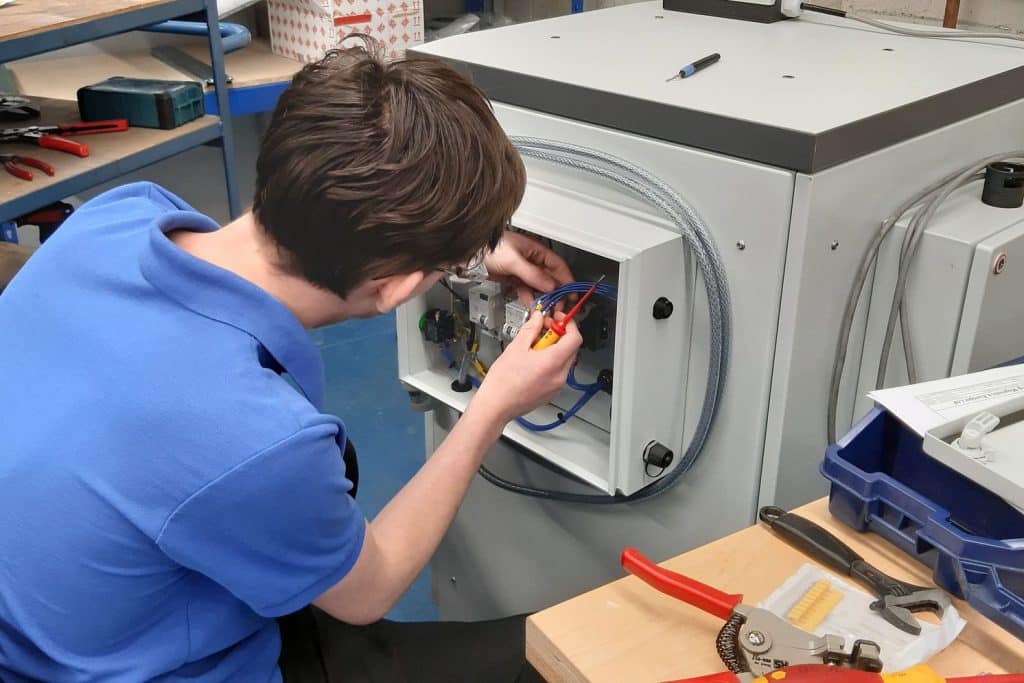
[{"left": 532, "top": 276, "right": 604, "bottom": 350}]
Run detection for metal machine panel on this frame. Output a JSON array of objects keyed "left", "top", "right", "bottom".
[
  {"left": 849, "top": 186, "right": 1024, "bottom": 420},
  {"left": 761, "top": 98, "right": 1024, "bottom": 512},
  {"left": 412, "top": 2, "right": 1024, "bottom": 172},
  {"left": 954, "top": 217, "right": 1024, "bottom": 374}
]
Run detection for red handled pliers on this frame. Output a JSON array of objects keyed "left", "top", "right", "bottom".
[
  {"left": 0, "top": 119, "right": 128, "bottom": 158},
  {"left": 621, "top": 547, "right": 883, "bottom": 681},
  {"left": 0, "top": 154, "right": 55, "bottom": 181},
  {"left": 621, "top": 548, "right": 1024, "bottom": 683}
]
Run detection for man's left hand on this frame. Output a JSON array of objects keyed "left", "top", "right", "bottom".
[{"left": 484, "top": 232, "right": 574, "bottom": 304}]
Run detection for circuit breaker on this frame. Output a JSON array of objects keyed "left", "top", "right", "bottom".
[{"left": 396, "top": 180, "right": 690, "bottom": 496}]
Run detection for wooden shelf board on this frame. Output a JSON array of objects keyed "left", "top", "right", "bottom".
[
  {"left": 0, "top": 97, "right": 218, "bottom": 215},
  {"left": 0, "top": 0, "right": 177, "bottom": 44},
  {"left": 7, "top": 38, "right": 301, "bottom": 101}
]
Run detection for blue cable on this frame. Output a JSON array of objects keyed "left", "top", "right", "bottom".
[
  {"left": 439, "top": 343, "right": 600, "bottom": 431},
  {"left": 516, "top": 388, "right": 598, "bottom": 432},
  {"left": 533, "top": 281, "right": 617, "bottom": 314},
  {"left": 567, "top": 365, "right": 602, "bottom": 392}
]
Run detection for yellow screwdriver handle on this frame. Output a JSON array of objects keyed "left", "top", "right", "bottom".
[{"left": 532, "top": 328, "right": 561, "bottom": 351}]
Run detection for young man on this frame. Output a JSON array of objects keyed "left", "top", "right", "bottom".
[{"left": 0, "top": 46, "right": 581, "bottom": 682}]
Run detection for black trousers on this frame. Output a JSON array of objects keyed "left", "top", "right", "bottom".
[{"left": 277, "top": 607, "right": 545, "bottom": 683}]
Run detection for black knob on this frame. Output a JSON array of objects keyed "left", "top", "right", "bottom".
[
  {"left": 982, "top": 162, "right": 1024, "bottom": 209},
  {"left": 644, "top": 442, "right": 674, "bottom": 469},
  {"left": 652, "top": 297, "right": 674, "bottom": 320}
]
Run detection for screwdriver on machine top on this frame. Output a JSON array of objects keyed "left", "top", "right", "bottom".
[
  {"left": 667, "top": 52, "right": 721, "bottom": 81},
  {"left": 531, "top": 276, "right": 605, "bottom": 351}
]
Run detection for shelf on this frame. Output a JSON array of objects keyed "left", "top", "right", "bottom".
[
  {"left": 0, "top": 97, "right": 220, "bottom": 224},
  {"left": 0, "top": 0, "right": 208, "bottom": 63},
  {"left": 6, "top": 38, "right": 302, "bottom": 116}
]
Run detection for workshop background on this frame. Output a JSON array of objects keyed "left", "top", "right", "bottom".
[{"left": 9, "top": 0, "right": 1021, "bottom": 624}]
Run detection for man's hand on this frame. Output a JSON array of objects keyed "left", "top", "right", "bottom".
[
  {"left": 484, "top": 231, "right": 574, "bottom": 304},
  {"left": 471, "top": 311, "right": 582, "bottom": 424}
]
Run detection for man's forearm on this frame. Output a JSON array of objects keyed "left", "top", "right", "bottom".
[{"left": 367, "top": 401, "right": 505, "bottom": 608}]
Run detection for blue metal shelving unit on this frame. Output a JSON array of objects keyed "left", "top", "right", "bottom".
[{"left": 0, "top": 0, "right": 241, "bottom": 225}]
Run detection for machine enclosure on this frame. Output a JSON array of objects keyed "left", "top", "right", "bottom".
[{"left": 402, "top": 3, "right": 1024, "bottom": 619}]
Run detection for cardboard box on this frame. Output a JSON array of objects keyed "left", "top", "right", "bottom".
[
  {"left": 267, "top": 0, "right": 424, "bottom": 63},
  {"left": 0, "top": 242, "right": 34, "bottom": 292}
]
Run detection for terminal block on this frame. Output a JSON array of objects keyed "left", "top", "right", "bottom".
[{"left": 468, "top": 281, "right": 504, "bottom": 337}]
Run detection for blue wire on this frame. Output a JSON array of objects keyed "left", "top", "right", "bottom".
[
  {"left": 516, "top": 388, "right": 599, "bottom": 432},
  {"left": 437, "top": 280, "right": 614, "bottom": 431},
  {"left": 533, "top": 281, "right": 617, "bottom": 314},
  {"left": 567, "top": 365, "right": 601, "bottom": 392},
  {"left": 440, "top": 343, "right": 599, "bottom": 431}
]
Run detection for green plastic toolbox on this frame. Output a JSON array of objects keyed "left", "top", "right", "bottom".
[{"left": 77, "top": 77, "right": 204, "bottom": 130}]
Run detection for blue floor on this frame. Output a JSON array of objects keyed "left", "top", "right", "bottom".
[{"left": 311, "top": 312, "right": 437, "bottom": 622}]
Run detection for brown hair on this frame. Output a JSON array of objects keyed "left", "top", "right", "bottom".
[{"left": 253, "top": 44, "right": 526, "bottom": 298}]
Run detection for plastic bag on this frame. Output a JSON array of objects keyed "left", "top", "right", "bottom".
[{"left": 759, "top": 564, "right": 966, "bottom": 671}]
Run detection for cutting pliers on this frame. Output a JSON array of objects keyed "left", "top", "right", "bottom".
[
  {"left": 622, "top": 548, "right": 1024, "bottom": 683},
  {"left": 621, "top": 547, "right": 884, "bottom": 681},
  {"left": 0, "top": 119, "right": 128, "bottom": 158},
  {"left": 1, "top": 154, "right": 55, "bottom": 181}
]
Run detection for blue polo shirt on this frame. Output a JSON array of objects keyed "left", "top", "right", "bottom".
[{"left": 0, "top": 182, "right": 365, "bottom": 682}]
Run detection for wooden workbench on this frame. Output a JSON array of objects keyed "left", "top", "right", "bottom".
[{"left": 526, "top": 498, "right": 1024, "bottom": 682}]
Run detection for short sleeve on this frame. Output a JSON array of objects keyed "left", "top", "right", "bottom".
[{"left": 156, "top": 423, "right": 366, "bottom": 617}]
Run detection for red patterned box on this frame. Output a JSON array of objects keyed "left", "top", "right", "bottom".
[{"left": 267, "top": 0, "right": 424, "bottom": 63}]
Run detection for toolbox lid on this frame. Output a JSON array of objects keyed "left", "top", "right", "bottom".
[{"left": 412, "top": 2, "right": 1024, "bottom": 173}]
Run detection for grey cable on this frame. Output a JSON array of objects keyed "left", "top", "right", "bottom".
[
  {"left": 844, "top": 12, "right": 1024, "bottom": 45},
  {"left": 478, "top": 138, "right": 732, "bottom": 504},
  {"left": 827, "top": 154, "right": 1024, "bottom": 444}
]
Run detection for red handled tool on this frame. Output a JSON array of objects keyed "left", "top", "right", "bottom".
[
  {"left": 0, "top": 119, "right": 129, "bottom": 158},
  {"left": 1, "top": 155, "right": 55, "bottom": 181},
  {"left": 664, "top": 664, "right": 1024, "bottom": 683},
  {"left": 621, "top": 547, "right": 884, "bottom": 679},
  {"left": 622, "top": 548, "right": 1024, "bottom": 683},
  {"left": 532, "top": 275, "right": 605, "bottom": 350}
]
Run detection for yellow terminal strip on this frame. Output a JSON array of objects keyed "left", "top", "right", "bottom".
[{"left": 786, "top": 579, "right": 843, "bottom": 632}]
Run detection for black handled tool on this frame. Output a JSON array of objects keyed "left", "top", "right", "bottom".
[{"left": 759, "top": 506, "right": 950, "bottom": 635}]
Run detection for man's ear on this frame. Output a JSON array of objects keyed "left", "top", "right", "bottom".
[{"left": 373, "top": 271, "right": 428, "bottom": 313}]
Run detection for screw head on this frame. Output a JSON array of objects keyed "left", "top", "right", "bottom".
[
  {"left": 994, "top": 253, "right": 1008, "bottom": 275},
  {"left": 830, "top": 241, "right": 840, "bottom": 251},
  {"left": 747, "top": 631, "right": 766, "bottom": 646},
  {"left": 736, "top": 240, "right": 746, "bottom": 251},
  {"left": 450, "top": 576, "right": 457, "bottom": 585}
]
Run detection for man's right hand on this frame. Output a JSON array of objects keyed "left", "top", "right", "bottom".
[
  {"left": 315, "top": 312, "right": 581, "bottom": 626},
  {"left": 470, "top": 311, "right": 583, "bottom": 425}
]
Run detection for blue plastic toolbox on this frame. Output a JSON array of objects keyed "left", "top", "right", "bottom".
[{"left": 822, "top": 406, "right": 1024, "bottom": 640}]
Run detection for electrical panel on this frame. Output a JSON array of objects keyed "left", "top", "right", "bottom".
[{"left": 396, "top": 180, "right": 690, "bottom": 496}]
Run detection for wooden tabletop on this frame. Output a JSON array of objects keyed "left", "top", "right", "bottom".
[
  {"left": 6, "top": 38, "right": 302, "bottom": 101},
  {"left": 526, "top": 498, "right": 1024, "bottom": 682},
  {"left": 0, "top": 97, "right": 218, "bottom": 211},
  {"left": 0, "top": 0, "right": 174, "bottom": 43}
]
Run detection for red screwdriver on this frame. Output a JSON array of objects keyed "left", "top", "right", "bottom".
[{"left": 531, "top": 276, "right": 604, "bottom": 351}]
